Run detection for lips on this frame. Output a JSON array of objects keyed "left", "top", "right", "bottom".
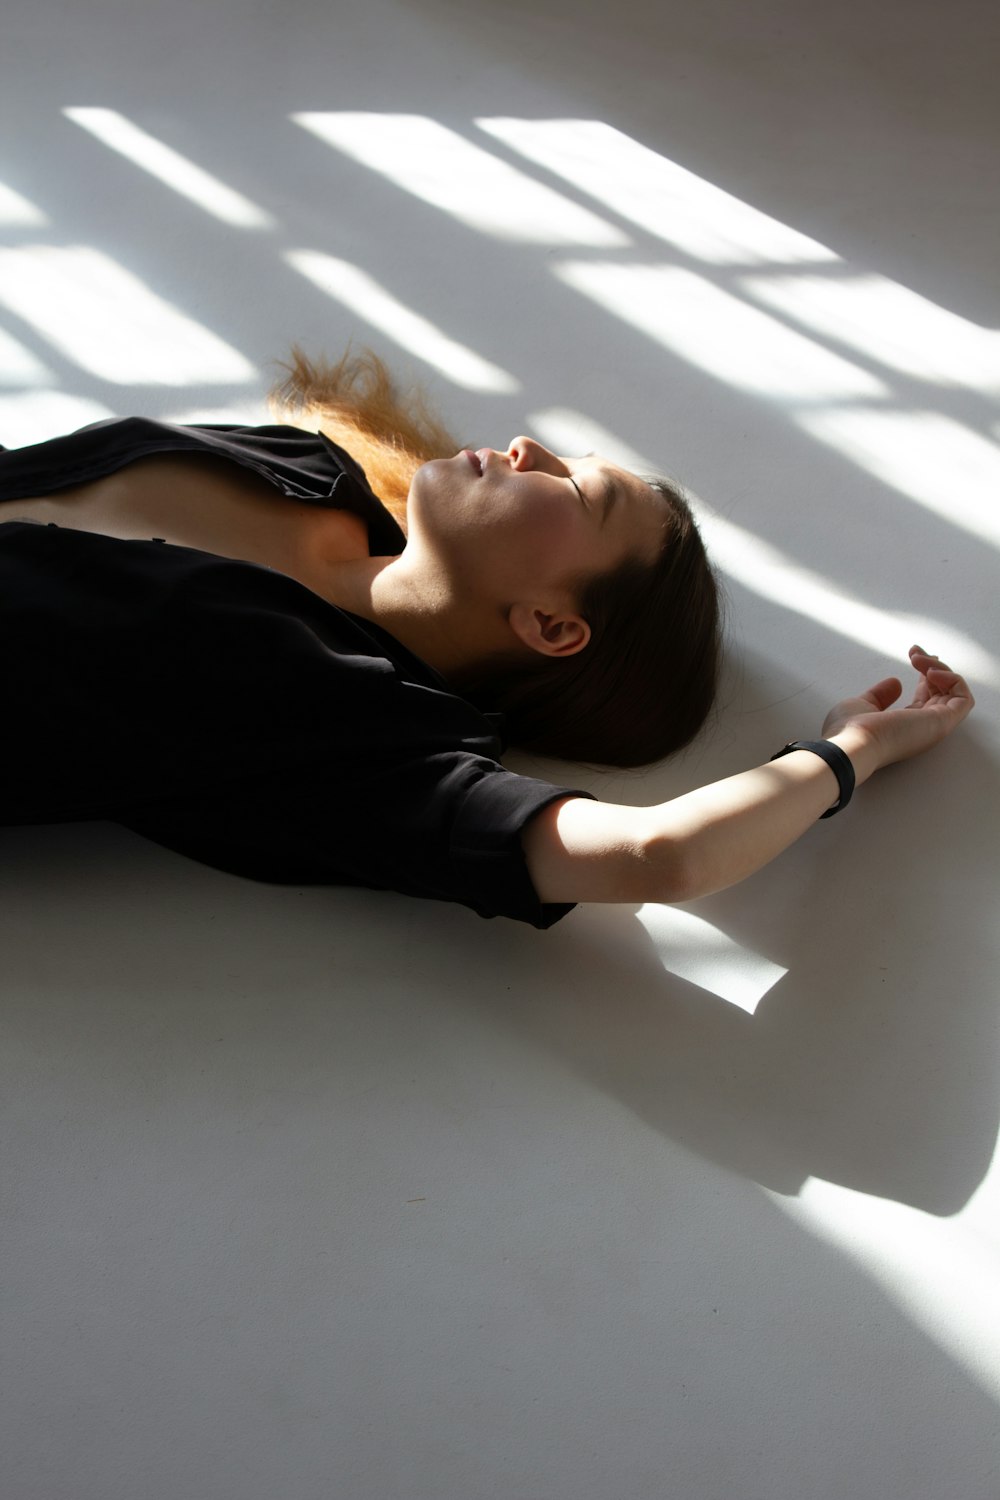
[{"left": 464, "top": 449, "right": 483, "bottom": 476}]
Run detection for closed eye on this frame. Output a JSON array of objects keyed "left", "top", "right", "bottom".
[
  {"left": 575, "top": 457, "right": 617, "bottom": 523},
  {"left": 569, "top": 477, "right": 586, "bottom": 505}
]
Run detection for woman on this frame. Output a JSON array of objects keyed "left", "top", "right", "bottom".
[{"left": 0, "top": 351, "right": 974, "bottom": 927}]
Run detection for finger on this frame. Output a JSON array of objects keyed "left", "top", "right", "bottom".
[
  {"left": 908, "top": 646, "right": 968, "bottom": 704},
  {"left": 863, "top": 675, "right": 903, "bottom": 711},
  {"left": 910, "top": 644, "right": 950, "bottom": 669},
  {"left": 926, "top": 665, "right": 974, "bottom": 700},
  {"left": 910, "top": 645, "right": 967, "bottom": 691},
  {"left": 907, "top": 671, "right": 974, "bottom": 718}
]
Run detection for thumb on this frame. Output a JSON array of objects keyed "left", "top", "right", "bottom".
[{"left": 863, "top": 675, "right": 903, "bottom": 711}]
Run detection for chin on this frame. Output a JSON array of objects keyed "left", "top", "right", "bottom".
[{"left": 409, "top": 455, "right": 477, "bottom": 524}]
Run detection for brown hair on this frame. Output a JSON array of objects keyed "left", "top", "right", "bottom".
[
  {"left": 458, "top": 476, "right": 722, "bottom": 766},
  {"left": 271, "top": 346, "right": 454, "bottom": 530},
  {"left": 271, "top": 349, "right": 722, "bottom": 768}
]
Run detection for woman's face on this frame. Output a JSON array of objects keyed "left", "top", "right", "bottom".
[{"left": 406, "top": 437, "right": 668, "bottom": 609}]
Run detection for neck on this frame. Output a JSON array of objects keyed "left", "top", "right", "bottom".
[{"left": 316, "top": 554, "right": 505, "bottom": 681}]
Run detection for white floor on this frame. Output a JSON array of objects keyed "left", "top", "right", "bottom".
[{"left": 2, "top": 3, "right": 999, "bottom": 1497}]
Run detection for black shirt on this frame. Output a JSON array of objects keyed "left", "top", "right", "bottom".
[{"left": 0, "top": 420, "right": 585, "bottom": 927}]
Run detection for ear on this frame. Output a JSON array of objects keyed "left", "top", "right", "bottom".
[{"left": 507, "top": 603, "right": 591, "bottom": 658}]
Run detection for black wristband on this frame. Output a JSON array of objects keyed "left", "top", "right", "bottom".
[{"left": 769, "top": 739, "right": 856, "bottom": 818}]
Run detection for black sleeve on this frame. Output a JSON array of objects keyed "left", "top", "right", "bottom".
[
  {"left": 123, "top": 753, "right": 591, "bottom": 929},
  {"left": 0, "top": 521, "right": 591, "bottom": 927}
]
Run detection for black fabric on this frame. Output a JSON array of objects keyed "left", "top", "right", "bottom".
[
  {"left": 0, "top": 416, "right": 408, "bottom": 557},
  {"left": 0, "top": 422, "right": 587, "bottom": 927},
  {"left": 769, "top": 739, "right": 855, "bottom": 818}
]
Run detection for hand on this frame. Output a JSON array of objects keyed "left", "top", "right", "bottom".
[{"left": 820, "top": 646, "right": 975, "bottom": 777}]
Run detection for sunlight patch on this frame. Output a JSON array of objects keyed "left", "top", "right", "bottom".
[
  {"left": 743, "top": 272, "right": 1000, "bottom": 394},
  {"left": 528, "top": 408, "right": 657, "bottom": 473},
  {"left": 480, "top": 118, "right": 838, "bottom": 267},
  {"left": 160, "top": 402, "right": 271, "bottom": 426},
  {"left": 699, "top": 504, "right": 999, "bottom": 685},
  {"left": 798, "top": 408, "right": 1000, "bottom": 550},
  {"left": 286, "top": 251, "right": 519, "bottom": 393},
  {"left": 293, "top": 113, "right": 629, "bottom": 247},
  {"left": 554, "top": 263, "right": 888, "bottom": 403},
  {"left": 0, "top": 247, "right": 256, "bottom": 386},
  {"left": 0, "top": 390, "right": 116, "bottom": 447},
  {"left": 0, "top": 326, "right": 51, "bottom": 386},
  {"left": 65, "top": 108, "right": 275, "bottom": 229},
  {"left": 635, "top": 904, "right": 787, "bottom": 1014},
  {"left": 0, "top": 181, "right": 48, "bottom": 227},
  {"left": 769, "top": 1176, "right": 1000, "bottom": 1404}
]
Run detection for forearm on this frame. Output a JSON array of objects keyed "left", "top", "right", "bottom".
[
  {"left": 641, "top": 727, "right": 877, "bottom": 901},
  {"left": 523, "top": 727, "right": 879, "bottom": 906},
  {"left": 523, "top": 648, "right": 973, "bottom": 908}
]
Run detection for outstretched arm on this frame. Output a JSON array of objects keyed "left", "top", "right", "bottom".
[{"left": 521, "top": 647, "right": 975, "bottom": 906}]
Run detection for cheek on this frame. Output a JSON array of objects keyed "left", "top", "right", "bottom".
[
  {"left": 410, "top": 470, "right": 593, "bottom": 580},
  {"left": 508, "top": 491, "right": 606, "bottom": 566},
  {"left": 524, "top": 509, "right": 575, "bottom": 554}
]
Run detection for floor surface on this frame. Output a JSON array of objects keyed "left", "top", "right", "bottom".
[{"left": 2, "top": 2, "right": 999, "bottom": 1497}]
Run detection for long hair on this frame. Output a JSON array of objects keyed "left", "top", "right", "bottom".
[
  {"left": 271, "top": 346, "right": 454, "bottom": 530},
  {"left": 271, "top": 349, "right": 722, "bottom": 768}
]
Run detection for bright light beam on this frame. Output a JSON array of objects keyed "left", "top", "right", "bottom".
[
  {"left": 479, "top": 118, "right": 839, "bottom": 267},
  {"left": 744, "top": 272, "right": 1000, "bottom": 395},
  {"left": 798, "top": 408, "right": 1000, "bottom": 552},
  {"left": 635, "top": 904, "right": 787, "bottom": 1014},
  {"left": 702, "top": 511, "right": 999, "bottom": 683},
  {"left": 64, "top": 108, "right": 275, "bottom": 229},
  {"left": 0, "top": 326, "right": 51, "bottom": 386},
  {"left": 528, "top": 407, "right": 999, "bottom": 686},
  {"left": 293, "top": 113, "right": 629, "bottom": 247},
  {"left": 0, "top": 246, "right": 256, "bottom": 386},
  {"left": 161, "top": 402, "right": 272, "bottom": 426},
  {"left": 0, "top": 390, "right": 116, "bottom": 447},
  {"left": 286, "top": 251, "right": 519, "bottom": 394},
  {"left": 554, "top": 263, "right": 888, "bottom": 403},
  {"left": 0, "top": 181, "right": 48, "bottom": 227},
  {"left": 527, "top": 408, "right": 662, "bottom": 471},
  {"left": 769, "top": 1177, "right": 1000, "bottom": 1404}
]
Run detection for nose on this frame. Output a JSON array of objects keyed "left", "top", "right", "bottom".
[{"left": 506, "top": 436, "right": 564, "bottom": 475}]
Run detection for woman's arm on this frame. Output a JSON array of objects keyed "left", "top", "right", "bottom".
[{"left": 522, "top": 647, "right": 975, "bottom": 906}]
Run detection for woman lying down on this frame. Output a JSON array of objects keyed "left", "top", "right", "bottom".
[{"left": 0, "top": 351, "right": 974, "bottom": 927}]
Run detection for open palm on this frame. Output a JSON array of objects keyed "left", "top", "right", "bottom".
[{"left": 821, "top": 646, "right": 975, "bottom": 768}]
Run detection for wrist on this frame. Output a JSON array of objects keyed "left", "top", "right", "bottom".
[
  {"left": 770, "top": 738, "right": 855, "bottom": 817},
  {"left": 824, "top": 725, "right": 880, "bottom": 786}
]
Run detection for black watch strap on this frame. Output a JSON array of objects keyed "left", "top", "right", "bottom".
[{"left": 769, "top": 739, "right": 856, "bottom": 818}]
